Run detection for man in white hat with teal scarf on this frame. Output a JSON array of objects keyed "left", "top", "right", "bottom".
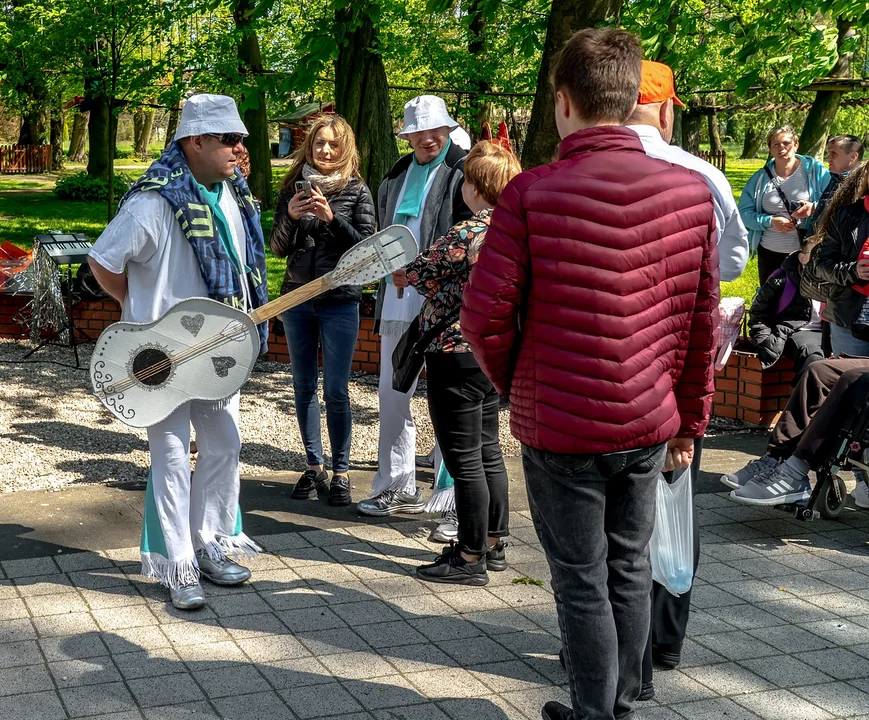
[
  {"left": 360, "top": 95, "right": 471, "bottom": 520},
  {"left": 88, "top": 94, "right": 269, "bottom": 610}
]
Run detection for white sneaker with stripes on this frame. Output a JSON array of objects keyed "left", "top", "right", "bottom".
[{"left": 730, "top": 463, "right": 811, "bottom": 506}]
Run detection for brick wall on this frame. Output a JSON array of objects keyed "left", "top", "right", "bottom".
[{"left": 713, "top": 350, "right": 793, "bottom": 427}]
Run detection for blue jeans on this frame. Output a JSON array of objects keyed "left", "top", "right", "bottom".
[
  {"left": 830, "top": 322, "right": 869, "bottom": 359},
  {"left": 522, "top": 442, "right": 666, "bottom": 720},
  {"left": 282, "top": 301, "right": 359, "bottom": 473}
]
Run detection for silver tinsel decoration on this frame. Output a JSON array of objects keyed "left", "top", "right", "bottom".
[{"left": 28, "top": 240, "right": 68, "bottom": 344}]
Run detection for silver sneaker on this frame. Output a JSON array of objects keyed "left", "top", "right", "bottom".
[
  {"left": 720, "top": 453, "right": 780, "bottom": 490},
  {"left": 357, "top": 488, "right": 425, "bottom": 517},
  {"left": 196, "top": 552, "right": 251, "bottom": 586},
  {"left": 731, "top": 463, "right": 811, "bottom": 506},
  {"left": 169, "top": 582, "right": 206, "bottom": 611},
  {"left": 429, "top": 509, "right": 458, "bottom": 543}
]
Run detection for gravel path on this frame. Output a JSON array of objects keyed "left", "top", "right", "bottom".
[{"left": 0, "top": 338, "right": 520, "bottom": 494}]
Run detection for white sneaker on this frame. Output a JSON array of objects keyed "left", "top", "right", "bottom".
[
  {"left": 852, "top": 479, "right": 869, "bottom": 509},
  {"left": 720, "top": 453, "right": 780, "bottom": 490}
]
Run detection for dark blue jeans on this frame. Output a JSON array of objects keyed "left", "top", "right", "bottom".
[
  {"left": 523, "top": 442, "right": 666, "bottom": 720},
  {"left": 282, "top": 301, "right": 359, "bottom": 474}
]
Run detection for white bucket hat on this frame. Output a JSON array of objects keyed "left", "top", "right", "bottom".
[
  {"left": 398, "top": 95, "right": 459, "bottom": 137},
  {"left": 175, "top": 94, "right": 248, "bottom": 140}
]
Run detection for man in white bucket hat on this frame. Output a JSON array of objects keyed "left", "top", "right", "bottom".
[
  {"left": 359, "top": 95, "right": 471, "bottom": 521},
  {"left": 88, "top": 94, "right": 268, "bottom": 611}
]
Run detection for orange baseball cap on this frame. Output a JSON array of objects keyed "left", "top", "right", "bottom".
[{"left": 638, "top": 60, "right": 686, "bottom": 107}]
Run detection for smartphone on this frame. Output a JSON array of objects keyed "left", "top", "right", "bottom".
[{"left": 294, "top": 180, "right": 312, "bottom": 197}]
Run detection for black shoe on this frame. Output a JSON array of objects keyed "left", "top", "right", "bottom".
[
  {"left": 415, "top": 452, "right": 434, "bottom": 469},
  {"left": 416, "top": 544, "right": 488, "bottom": 586},
  {"left": 486, "top": 538, "right": 508, "bottom": 572},
  {"left": 291, "top": 469, "right": 328, "bottom": 500},
  {"left": 653, "top": 643, "right": 681, "bottom": 669},
  {"left": 542, "top": 701, "right": 572, "bottom": 720},
  {"left": 638, "top": 681, "right": 655, "bottom": 701},
  {"left": 328, "top": 474, "right": 351, "bottom": 506}
]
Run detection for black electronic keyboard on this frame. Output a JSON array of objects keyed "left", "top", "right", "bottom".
[{"left": 34, "top": 234, "right": 92, "bottom": 265}]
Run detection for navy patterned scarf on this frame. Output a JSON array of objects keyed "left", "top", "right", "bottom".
[{"left": 121, "top": 140, "right": 269, "bottom": 353}]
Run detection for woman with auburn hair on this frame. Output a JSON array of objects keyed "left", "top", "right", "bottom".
[
  {"left": 269, "top": 114, "right": 376, "bottom": 506},
  {"left": 393, "top": 141, "right": 522, "bottom": 585}
]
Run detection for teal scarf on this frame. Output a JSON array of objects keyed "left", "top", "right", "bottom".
[{"left": 395, "top": 139, "right": 452, "bottom": 224}]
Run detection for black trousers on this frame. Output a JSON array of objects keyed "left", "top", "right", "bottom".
[
  {"left": 757, "top": 244, "right": 791, "bottom": 285},
  {"left": 425, "top": 353, "right": 510, "bottom": 556},
  {"left": 642, "top": 438, "right": 703, "bottom": 685}
]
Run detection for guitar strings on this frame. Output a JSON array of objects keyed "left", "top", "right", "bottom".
[{"left": 98, "top": 252, "right": 386, "bottom": 396}]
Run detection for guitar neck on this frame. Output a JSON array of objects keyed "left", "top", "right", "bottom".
[{"left": 248, "top": 275, "right": 332, "bottom": 325}]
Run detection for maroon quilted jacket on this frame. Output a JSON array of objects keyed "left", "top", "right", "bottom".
[{"left": 461, "top": 127, "right": 719, "bottom": 455}]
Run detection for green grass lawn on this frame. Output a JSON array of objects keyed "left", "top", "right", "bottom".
[{"left": 1, "top": 150, "right": 767, "bottom": 304}]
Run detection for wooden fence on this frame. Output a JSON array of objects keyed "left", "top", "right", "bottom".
[
  {"left": 0, "top": 145, "right": 52, "bottom": 174},
  {"left": 693, "top": 149, "right": 727, "bottom": 173}
]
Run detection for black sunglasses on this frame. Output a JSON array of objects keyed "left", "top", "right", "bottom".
[{"left": 206, "top": 133, "right": 244, "bottom": 147}]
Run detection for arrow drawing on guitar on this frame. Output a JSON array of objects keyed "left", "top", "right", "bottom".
[
  {"left": 212, "top": 357, "right": 236, "bottom": 377},
  {"left": 180, "top": 314, "right": 205, "bottom": 336}
]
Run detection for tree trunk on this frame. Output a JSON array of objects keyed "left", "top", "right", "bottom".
[
  {"left": 50, "top": 98, "right": 64, "bottom": 171},
  {"left": 708, "top": 111, "right": 723, "bottom": 153},
  {"left": 683, "top": 112, "right": 702, "bottom": 154},
  {"left": 800, "top": 18, "right": 855, "bottom": 159},
  {"left": 334, "top": 2, "right": 399, "bottom": 200},
  {"left": 85, "top": 91, "right": 111, "bottom": 180},
  {"left": 68, "top": 111, "right": 89, "bottom": 162},
  {"left": 521, "top": 0, "right": 623, "bottom": 169},
  {"left": 468, "top": 0, "right": 493, "bottom": 132},
  {"left": 671, "top": 105, "right": 683, "bottom": 148},
  {"left": 132, "top": 111, "right": 145, "bottom": 151},
  {"left": 135, "top": 109, "right": 155, "bottom": 158},
  {"left": 18, "top": 111, "right": 47, "bottom": 146},
  {"left": 725, "top": 112, "right": 738, "bottom": 141},
  {"left": 165, "top": 104, "right": 180, "bottom": 147},
  {"left": 233, "top": 0, "right": 273, "bottom": 209},
  {"left": 741, "top": 124, "right": 764, "bottom": 159}
]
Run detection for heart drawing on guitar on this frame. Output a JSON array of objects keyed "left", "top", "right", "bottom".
[
  {"left": 180, "top": 314, "right": 205, "bottom": 336},
  {"left": 212, "top": 356, "right": 236, "bottom": 378}
]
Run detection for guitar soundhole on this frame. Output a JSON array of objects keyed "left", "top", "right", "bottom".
[{"left": 132, "top": 348, "right": 171, "bottom": 386}]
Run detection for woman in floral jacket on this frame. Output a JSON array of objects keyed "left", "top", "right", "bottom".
[{"left": 393, "top": 141, "right": 521, "bottom": 586}]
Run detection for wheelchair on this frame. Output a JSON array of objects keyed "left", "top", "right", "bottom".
[{"left": 778, "top": 372, "right": 869, "bottom": 522}]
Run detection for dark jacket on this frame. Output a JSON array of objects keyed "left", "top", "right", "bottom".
[
  {"left": 269, "top": 176, "right": 376, "bottom": 303},
  {"left": 461, "top": 126, "right": 719, "bottom": 456},
  {"left": 810, "top": 200, "right": 869, "bottom": 329},
  {"left": 749, "top": 252, "right": 812, "bottom": 368}
]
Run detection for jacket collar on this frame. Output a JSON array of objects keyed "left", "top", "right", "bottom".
[
  {"left": 387, "top": 142, "right": 467, "bottom": 180},
  {"left": 557, "top": 126, "right": 646, "bottom": 161}
]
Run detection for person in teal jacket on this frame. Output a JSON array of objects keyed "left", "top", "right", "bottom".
[{"left": 738, "top": 124, "right": 831, "bottom": 284}]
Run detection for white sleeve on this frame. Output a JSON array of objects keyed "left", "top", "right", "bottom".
[
  {"left": 88, "top": 195, "right": 161, "bottom": 274},
  {"left": 716, "top": 199, "right": 750, "bottom": 283}
]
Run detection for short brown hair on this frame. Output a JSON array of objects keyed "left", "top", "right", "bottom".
[
  {"left": 551, "top": 28, "right": 642, "bottom": 123},
  {"left": 828, "top": 134, "right": 865, "bottom": 160},
  {"left": 464, "top": 141, "right": 522, "bottom": 206},
  {"left": 767, "top": 124, "right": 798, "bottom": 148}
]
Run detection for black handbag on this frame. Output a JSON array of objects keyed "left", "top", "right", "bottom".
[
  {"left": 800, "top": 244, "right": 835, "bottom": 303},
  {"left": 392, "top": 307, "right": 461, "bottom": 393}
]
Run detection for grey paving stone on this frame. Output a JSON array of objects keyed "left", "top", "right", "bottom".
[
  {"left": 793, "top": 681, "right": 869, "bottom": 717},
  {"left": 409, "top": 615, "right": 486, "bottom": 643},
  {"left": 374, "top": 703, "right": 450, "bottom": 720},
  {"left": 434, "top": 588, "right": 510, "bottom": 615},
  {"left": 33, "top": 611, "right": 100, "bottom": 638},
  {"left": 377, "top": 643, "right": 459, "bottom": 674},
  {"left": 771, "top": 574, "right": 842, "bottom": 598},
  {"left": 688, "top": 584, "right": 744, "bottom": 609},
  {"left": 0, "top": 690, "right": 67, "bottom": 720},
  {"left": 404, "top": 667, "right": 491, "bottom": 698},
  {"left": 796, "top": 648, "right": 869, "bottom": 680},
  {"left": 82, "top": 586, "right": 148, "bottom": 610},
  {"left": 740, "top": 655, "right": 836, "bottom": 688},
  {"left": 194, "top": 664, "right": 271, "bottom": 699},
  {"left": 389, "top": 593, "right": 455, "bottom": 619},
  {"left": 215, "top": 690, "right": 295, "bottom": 720},
  {"left": 712, "top": 579, "right": 788, "bottom": 604},
  {"left": 633, "top": 707, "right": 685, "bottom": 720},
  {"left": 702, "top": 603, "right": 786, "bottom": 631},
  {"left": 755, "top": 597, "right": 838, "bottom": 624},
  {"left": 276, "top": 547, "right": 340, "bottom": 568},
  {"left": 440, "top": 694, "right": 532, "bottom": 720},
  {"left": 810, "top": 569, "right": 869, "bottom": 592},
  {"left": 174, "top": 640, "right": 247, "bottom": 669},
  {"left": 0, "top": 596, "right": 30, "bottom": 620},
  {"left": 127, "top": 672, "right": 206, "bottom": 708},
  {"left": 50, "top": 656, "right": 122, "bottom": 688},
  {"left": 55, "top": 551, "right": 115, "bottom": 574},
  {"left": 2, "top": 556, "right": 60, "bottom": 579},
  {"left": 701, "top": 543, "right": 761, "bottom": 562},
  {"left": 330, "top": 599, "right": 402, "bottom": 626},
  {"left": 297, "top": 627, "right": 371, "bottom": 656},
  {"left": 0, "top": 617, "right": 36, "bottom": 643},
  {"left": 0, "top": 579, "right": 17, "bottom": 599},
  {"left": 161, "top": 619, "right": 231, "bottom": 647},
  {"left": 649, "top": 670, "right": 718, "bottom": 704},
  {"left": 319, "top": 650, "right": 398, "bottom": 680},
  {"left": 61, "top": 681, "right": 139, "bottom": 717},
  {"left": 363, "top": 576, "right": 433, "bottom": 600},
  {"left": 297, "top": 563, "right": 363, "bottom": 587},
  {"left": 485, "top": 582, "right": 552, "bottom": 609},
  {"left": 667, "top": 697, "right": 762, "bottom": 720},
  {"left": 694, "top": 562, "right": 752, "bottom": 584},
  {"left": 112, "top": 647, "right": 181, "bottom": 679},
  {"left": 93, "top": 604, "right": 159, "bottom": 631},
  {"left": 732, "top": 689, "right": 834, "bottom": 720},
  {"left": 495, "top": 629, "right": 562, "bottom": 659},
  {"left": 727, "top": 557, "right": 798, "bottom": 579},
  {"left": 15, "top": 575, "right": 75, "bottom": 596},
  {"left": 259, "top": 587, "right": 329, "bottom": 611},
  {"left": 206, "top": 591, "right": 271, "bottom": 618},
  {"left": 254, "top": 531, "right": 311, "bottom": 552},
  {"left": 0, "top": 663, "right": 55, "bottom": 697},
  {"left": 746, "top": 624, "right": 835, "bottom": 653},
  {"left": 501, "top": 686, "right": 572, "bottom": 718},
  {"left": 40, "top": 632, "right": 108, "bottom": 661},
  {"left": 100, "top": 625, "right": 172, "bottom": 654},
  {"left": 142, "top": 702, "right": 220, "bottom": 719},
  {"left": 692, "top": 630, "right": 779, "bottom": 661},
  {"left": 341, "top": 557, "right": 409, "bottom": 582},
  {"left": 259, "top": 656, "right": 335, "bottom": 689},
  {"left": 220, "top": 611, "right": 290, "bottom": 639},
  {"left": 281, "top": 682, "right": 363, "bottom": 718},
  {"left": 354, "top": 620, "right": 429, "bottom": 648},
  {"left": 799, "top": 618, "right": 869, "bottom": 647},
  {"left": 250, "top": 568, "right": 306, "bottom": 592},
  {"left": 778, "top": 554, "right": 847, "bottom": 574},
  {"left": 0, "top": 638, "right": 43, "bottom": 668},
  {"left": 299, "top": 528, "right": 358, "bottom": 547},
  {"left": 465, "top": 608, "right": 539, "bottom": 635},
  {"left": 681, "top": 662, "right": 774, "bottom": 696},
  {"left": 343, "top": 675, "right": 427, "bottom": 710},
  {"left": 436, "top": 636, "right": 517, "bottom": 667},
  {"left": 806, "top": 591, "right": 869, "bottom": 617},
  {"left": 467, "top": 659, "right": 549, "bottom": 693},
  {"left": 238, "top": 633, "right": 312, "bottom": 662},
  {"left": 516, "top": 605, "right": 560, "bottom": 630},
  {"left": 69, "top": 568, "right": 132, "bottom": 590},
  {"left": 522, "top": 654, "right": 568, "bottom": 685}
]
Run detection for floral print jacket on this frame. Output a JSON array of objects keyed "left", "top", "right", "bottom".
[{"left": 405, "top": 209, "right": 492, "bottom": 353}]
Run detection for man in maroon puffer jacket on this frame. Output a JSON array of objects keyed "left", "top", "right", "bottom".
[{"left": 461, "top": 28, "right": 719, "bottom": 720}]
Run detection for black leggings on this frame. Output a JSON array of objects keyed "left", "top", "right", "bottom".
[
  {"left": 757, "top": 244, "right": 791, "bottom": 285},
  {"left": 425, "top": 353, "right": 510, "bottom": 556}
]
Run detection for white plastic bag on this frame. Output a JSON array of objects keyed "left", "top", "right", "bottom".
[
  {"left": 649, "top": 466, "right": 694, "bottom": 597},
  {"left": 713, "top": 296, "right": 745, "bottom": 371}
]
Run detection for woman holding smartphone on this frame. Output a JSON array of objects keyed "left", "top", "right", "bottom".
[{"left": 270, "top": 115, "right": 376, "bottom": 506}]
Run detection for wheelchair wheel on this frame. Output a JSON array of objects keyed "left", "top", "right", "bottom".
[{"left": 818, "top": 475, "right": 847, "bottom": 520}]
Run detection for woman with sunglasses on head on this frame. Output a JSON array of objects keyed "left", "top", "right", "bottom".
[{"left": 270, "top": 115, "right": 376, "bottom": 507}]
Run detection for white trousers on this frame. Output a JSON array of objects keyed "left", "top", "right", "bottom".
[{"left": 142, "top": 393, "right": 258, "bottom": 588}]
